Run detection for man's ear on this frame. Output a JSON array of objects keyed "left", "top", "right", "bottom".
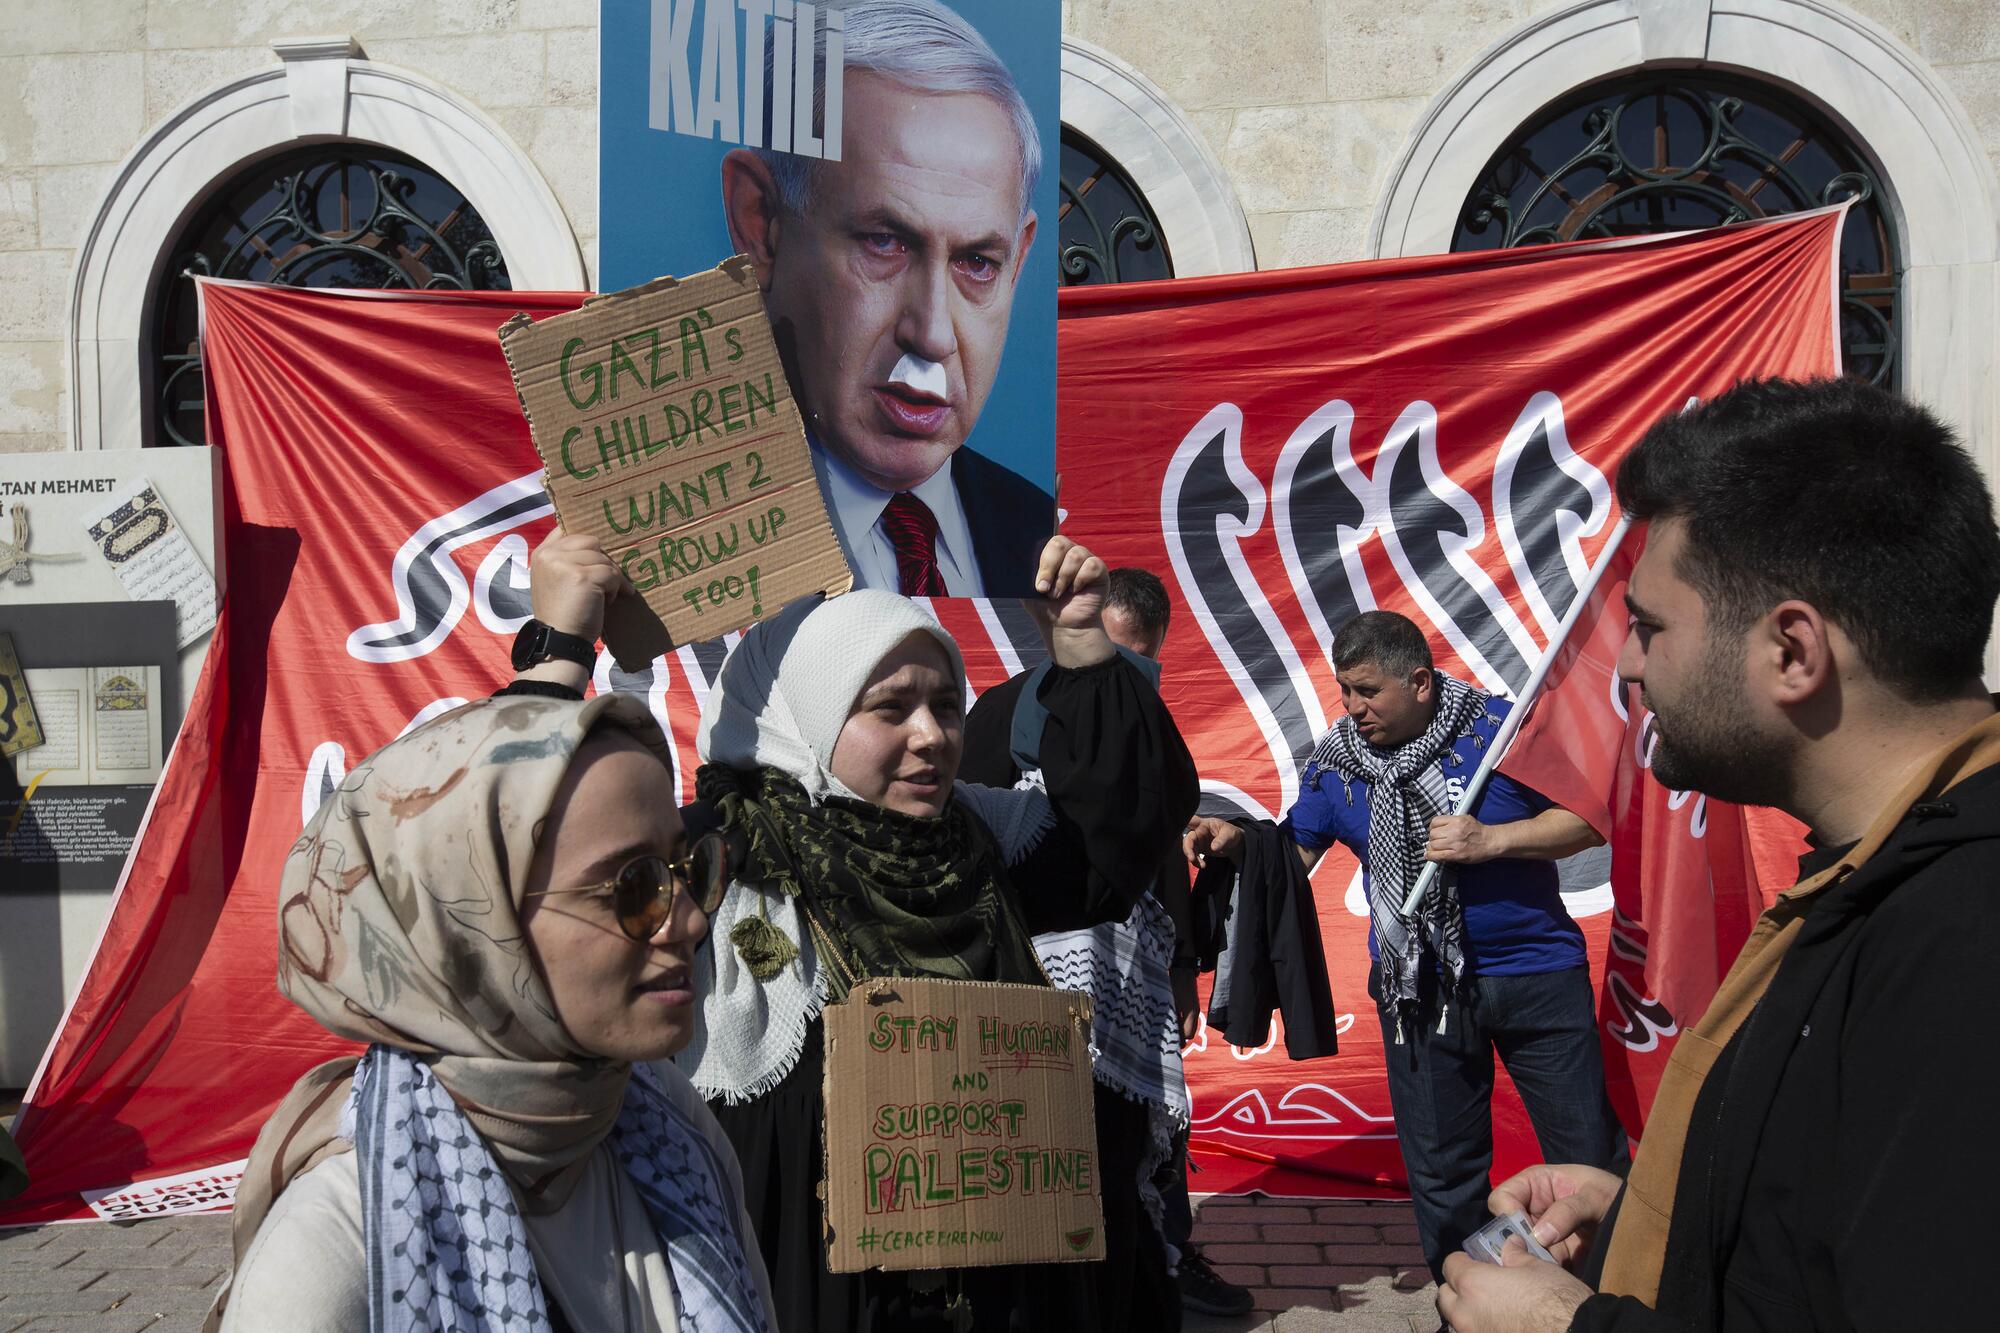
[
  {"left": 1007, "top": 209, "right": 1038, "bottom": 293},
  {"left": 1410, "top": 666, "right": 1434, "bottom": 702},
  {"left": 721, "top": 149, "right": 784, "bottom": 287},
  {"left": 1766, "top": 600, "right": 1835, "bottom": 706}
]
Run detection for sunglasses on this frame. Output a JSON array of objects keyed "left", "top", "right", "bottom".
[{"left": 523, "top": 831, "right": 734, "bottom": 942}]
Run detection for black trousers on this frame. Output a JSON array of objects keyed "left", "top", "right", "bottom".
[{"left": 1371, "top": 963, "right": 1630, "bottom": 1281}]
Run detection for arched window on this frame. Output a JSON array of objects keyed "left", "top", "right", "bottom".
[
  {"left": 1450, "top": 75, "right": 1900, "bottom": 385},
  {"left": 154, "top": 145, "right": 512, "bottom": 447},
  {"left": 1058, "top": 128, "right": 1174, "bottom": 286}
]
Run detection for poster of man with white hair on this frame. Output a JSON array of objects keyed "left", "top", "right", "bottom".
[{"left": 601, "top": 0, "right": 1060, "bottom": 597}]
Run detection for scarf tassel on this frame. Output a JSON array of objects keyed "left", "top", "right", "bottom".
[
  {"left": 730, "top": 915, "right": 799, "bottom": 980},
  {"left": 1388, "top": 998, "right": 1452, "bottom": 1043}
]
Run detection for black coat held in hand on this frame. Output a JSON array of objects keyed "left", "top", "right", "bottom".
[
  {"left": 1193, "top": 819, "right": 1339, "bottom": 1060},
  {"left": 1572, "top": 763, "right": 2000, "bottom": 1332}
]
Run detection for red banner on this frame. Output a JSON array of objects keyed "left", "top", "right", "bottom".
[
  {"left": 2, "top": 212, "right": 1842, "bottom": 1223},
  {"left": 1056, "top": 211, "right": 1841, "bottom": 1196}
]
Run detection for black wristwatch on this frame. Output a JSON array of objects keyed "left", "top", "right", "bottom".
[{"left": 510, "top": 619, "right": 597, "bottom": 672}]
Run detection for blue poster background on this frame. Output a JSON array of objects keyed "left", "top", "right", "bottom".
[{"left": 598, "top": 0, "right": 1059, "bottom": 496}]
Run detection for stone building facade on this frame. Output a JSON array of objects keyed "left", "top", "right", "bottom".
[{"left": 0, "top": 0, "right": 1995, "bottom": 458}]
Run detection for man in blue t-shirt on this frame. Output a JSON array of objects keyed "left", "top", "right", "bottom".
[{"left": 1185, "top": 611, "right": 1628, "bottom": 1290}]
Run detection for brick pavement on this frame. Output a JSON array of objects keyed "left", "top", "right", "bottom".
[
  {"left": 1182, "top": 1194, "right": 1441, "bottom": 1333},
  {"left": 0, "top": 1214, "right": 231, "bottom": 1332},
  {"left": 0, "top": 1194, "right": 1437, "bottom": 1331}
]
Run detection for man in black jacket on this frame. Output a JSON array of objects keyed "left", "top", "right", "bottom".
[
  {"left": 1437, "top": 376, "right": 2000, "bottom": 1333},
  {"left": 961, "top": 568, "right": 1257, "bottom": 1320}
]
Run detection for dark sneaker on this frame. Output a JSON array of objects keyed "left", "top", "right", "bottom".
[{"left": 1178, "top": 1248, "right": 1255, "bottom": 1317}]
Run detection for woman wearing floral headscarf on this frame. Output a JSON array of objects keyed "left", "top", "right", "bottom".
[
  {"left": 515, "top": 534, "right": 1201, "bottom": 1331},
  {"left": 207, "top": 693, "right": 776, "bottom": 1333}
]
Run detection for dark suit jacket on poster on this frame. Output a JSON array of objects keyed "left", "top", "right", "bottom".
[{"left": 953, "top": 446, "right": 1055, "bottom": 593}]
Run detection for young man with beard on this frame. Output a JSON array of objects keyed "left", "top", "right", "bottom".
[
  {"left": 1183, "top": 610, "right": 1625, "bottom": 1298},
  {"left": 1437, "top": 376, "right": 2000, "bottom": 1333}
]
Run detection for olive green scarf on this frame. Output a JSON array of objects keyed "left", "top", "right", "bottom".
[{"left": 697, "top": 763, "right": 1045, "bottom": 989}]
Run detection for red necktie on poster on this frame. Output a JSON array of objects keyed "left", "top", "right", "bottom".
[{"left": 882, "top": 491, "right": 946, "bottom": 596}]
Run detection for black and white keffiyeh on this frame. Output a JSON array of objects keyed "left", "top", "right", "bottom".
[
  {"left": 1308, "top": 672, "right": 1494, "bottom": 1036},
  {"left": 1032, "top": 894, "right": 1187, "bottom": 1126}
]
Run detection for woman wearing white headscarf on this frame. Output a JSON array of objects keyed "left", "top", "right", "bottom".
[
  {"left": 515, "top": 534, "right": 1200, "bottom": 1331},
  {"left": 207, "top": 693, "right": 776, "bottom": 1333}
]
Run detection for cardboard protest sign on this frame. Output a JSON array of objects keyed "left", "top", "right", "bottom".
[
  {"left": 599, "top": 0, "right": 1060, "bottom": 597},
  {"left": 499, "top": 258, "right": 851, "bottom": 656},
  {"left": 821, "top": 977, "right": 1105, "bottom": 1273}
]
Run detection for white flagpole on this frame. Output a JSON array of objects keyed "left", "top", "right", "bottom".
[{"left": 1398, "top": 513, "right": 1636, "bottom": 916}]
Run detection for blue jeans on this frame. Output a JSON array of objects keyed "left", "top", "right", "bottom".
[{"left": 1369, "top": 961, "right": 1630, "bottom": 1281}]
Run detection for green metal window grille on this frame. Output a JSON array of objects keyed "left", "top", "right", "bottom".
[
  {"left": 154, "top": 145, "right": 512, "bottom": 447},
  {"left": 1453, "top": 76, "right": 1900, "bottom": 386},
  {"left": 1058, "top": 128, "right": 1174, "bottom": 287}
]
